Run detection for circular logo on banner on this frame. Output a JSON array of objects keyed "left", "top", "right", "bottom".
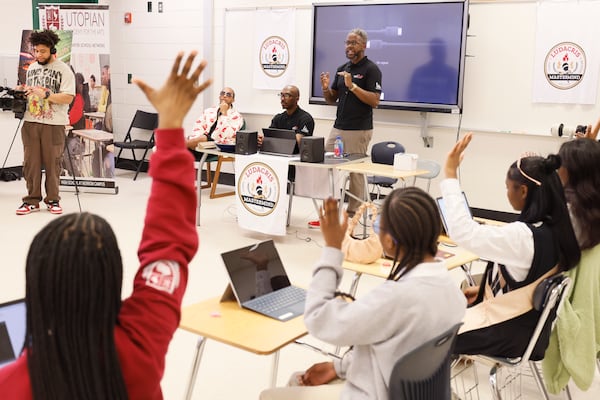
[
  {"left": 237, "top": 162, "right": 281, "bottom": 216},
  {"left": 259, "top": 36, "right": 289, "bottom": 78},
  {"left": 544, "top": 42, "right": 586, "bottom": 90}
]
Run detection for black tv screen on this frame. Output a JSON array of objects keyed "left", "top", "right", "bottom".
[{"left": 310, "top": 1, "right": 469, "bottom": 113}]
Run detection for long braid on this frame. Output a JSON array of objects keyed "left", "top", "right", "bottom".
[
  {"left": 382, "top": 187, "right": 441, "bottom": 281},
  {"left": 26, "top": 213, "right": 127, "bottom": 399}
]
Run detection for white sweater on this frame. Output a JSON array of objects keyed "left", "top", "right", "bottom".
[{"left": 304, "top": 247, "right": 466, "bottom": 400}]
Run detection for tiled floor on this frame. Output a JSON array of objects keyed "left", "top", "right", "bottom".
[{"left": 1, "top": 169, "right": 599, "bottom": 399}]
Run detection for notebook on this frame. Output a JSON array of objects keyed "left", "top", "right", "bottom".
[
  {"left": 221, "top": 240, "right": 306, "bottom": 321},
  {"left": 260, "top": 128, "right": 299, "bottom": 157},
  {"left": 0, "top": 299, "right": 26, "bottom": 368},
  {"left": 435, "top": 192, "right": 473, "bottom": 235}
]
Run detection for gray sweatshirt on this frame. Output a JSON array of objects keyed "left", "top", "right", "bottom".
[{"left": 304, "top": 247, "right": 466, "bottom": 400}]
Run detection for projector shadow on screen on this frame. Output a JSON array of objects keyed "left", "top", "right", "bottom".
[{"left": 310, "top": 0, "right": 469, "bottom": 114}]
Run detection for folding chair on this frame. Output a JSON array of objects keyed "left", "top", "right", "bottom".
[
  {"left": 389, "top": 323, "right": 462, "bottom": 400},
  {"left": 477, "top": 274, "right": 572, "bottom": 400},
  {"left": 113, "top": 110, "right": 158, "bottom": 180}
]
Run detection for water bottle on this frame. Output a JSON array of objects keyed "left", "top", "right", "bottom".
[{"left": 334, "top": 136, "right": 344, "bottom": 158}]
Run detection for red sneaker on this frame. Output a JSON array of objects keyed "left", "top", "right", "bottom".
[{"left": 308, "top": 220, "right": 320, "bottom": 229}]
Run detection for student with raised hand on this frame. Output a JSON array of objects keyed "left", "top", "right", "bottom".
[
  {"left": 441, "top": 132, "right": 580, "bottom": 359},
  {"left": 260, "top": 188, "right": 466, "bottom": 400},
  {"left": 0, "top": 51, "right": 210, "bottom": 399}
]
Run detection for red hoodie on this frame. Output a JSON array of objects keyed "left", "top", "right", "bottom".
[{"left": 0, "top": 128, "right": 199, "bottom": 399}]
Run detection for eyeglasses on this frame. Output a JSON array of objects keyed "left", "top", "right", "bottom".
[
  {"left": 344, "top": 40, "right": 362, "bottom": 46},
  {"left": 516, "top": 158, "right": 541, "bottom": 186},
  {"left": 278, "top": 92, "right": 294, "bottom": 99},
  {"left": 220, "top": 91, "right": 234, "bottom": 98}
]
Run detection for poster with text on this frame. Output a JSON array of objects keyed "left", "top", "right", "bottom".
[{"left": 38, "top": 3, "right": 114, "bottom": 179}]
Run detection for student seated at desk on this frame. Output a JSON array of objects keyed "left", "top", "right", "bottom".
[
  {"left": 441, "top": 133, "right": 580, "bottom": 359},
  {"left": 260, "top": 188, "right": 466, "bottom": 400},
  {"left": 0, "top": 51, "right": 208, "bottom": 399}
]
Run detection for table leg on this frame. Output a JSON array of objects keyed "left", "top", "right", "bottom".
[
  {"left": 270, "top": 350, "right": 280, "bottom": 388},
  {"left": 196, "top": 152, "right": 209, "bottom": 226},
  {"left": 461, "top": 263, "right": 476, "bottom": 287},
  {"left": 184, "top": 336, "right": 207, "bottom": 400},
  {"left": 98, "top": 143, "right": 105, "bottom": 178}
]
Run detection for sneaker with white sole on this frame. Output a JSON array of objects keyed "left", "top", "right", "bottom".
[
  {"left": 16, "top": 203, "right": 40, "bottom": 215},
  {"left": 47, "top": 201, "right": 63, "bottom": 215},
  {"left": 308, "top": 220, "right": 320, "bottom": 229}
]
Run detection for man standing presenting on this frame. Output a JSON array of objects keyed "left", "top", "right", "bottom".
[
  {"left": 269, "top": 84, "right": 315, "bottom": 151},
  {"left": 17, "top": 30, "right": 75, "bottom": 215},
  {"left": 320, "top": 28, "right": 382, "bottom": 215}
]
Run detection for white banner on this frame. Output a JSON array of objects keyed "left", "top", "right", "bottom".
[
  {"left": 235, "top": 154, "right": 292, "bottom": 236},
  {"left": 532, "top": 2, "right": 600, "bottom": 104},
  {"left": 253, "top": 8, "right": 295, "bottom": 90}
]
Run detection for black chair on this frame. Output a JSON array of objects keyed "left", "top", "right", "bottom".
[
  {"left": 367, "top": 141, "right": 405, "bottom": 198},
  {"left": 114, "top": 110, "right": 159, "bottom": 180},
  {"left": 389, "top": 323, "right": 462, "bottom": 400}
]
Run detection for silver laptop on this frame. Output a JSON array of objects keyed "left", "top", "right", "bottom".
[
  {"left": 221, "top": 240, "right": 306, "bottom": 321},
  {"left": 435, "top": 192, "right": 473, "bottom": 234},
  {"left": 260, "top": 128, "right": 299, "bottom": 157},
  {"left": 0, "top": 299, "right": 26, "bottom": 368}
]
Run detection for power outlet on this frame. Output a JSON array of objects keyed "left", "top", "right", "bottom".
[{"left": 158, "top": 2, "right": 163, "bottom": 13}]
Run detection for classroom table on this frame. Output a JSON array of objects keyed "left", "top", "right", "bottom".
[
  {"left": 335, "top": 161, "right": 430, "bottom": 204},
  {"left": 71, "top": 129, "right": 114, "bottom": 178},
  {"left": 342, "top": 238, "right": 479, "bottom": 297},
  {"left": 179, "top": 296, "right": 308, "bottom": 400}
]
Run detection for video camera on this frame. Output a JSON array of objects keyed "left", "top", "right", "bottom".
[{"left": 0, "top": 86, "right": 27, "bottom": 119}]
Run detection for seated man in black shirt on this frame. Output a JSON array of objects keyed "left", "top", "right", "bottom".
[{"left": 269, "top": 85, "right": 315, "bottom": 151}]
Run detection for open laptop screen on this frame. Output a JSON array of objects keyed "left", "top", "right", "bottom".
[
  {"left": 0, "top": 299, "right": 26, "bottom": 368},
  {"left": 435, "top": 192, "right": 472, "bottom": 234},
  {"left": 221, "top": 240, "right": 291, "bottom": 304}
]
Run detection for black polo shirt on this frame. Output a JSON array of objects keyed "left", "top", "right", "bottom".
[
  {"left": 270, "top": 107, "right": 315, "bottom": 136},
  {"left": 331, "top": 56, "right": 382, "bottom": 130}
]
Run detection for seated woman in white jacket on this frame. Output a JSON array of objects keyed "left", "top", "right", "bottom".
[
  {"left": 260, "top": 188, "right": 466, "bottom": 400},
  {"left": 441, "top": 133, "right": 580, "bottom": 359}
]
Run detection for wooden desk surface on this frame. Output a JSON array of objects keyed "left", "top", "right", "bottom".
[
  {"left": 72, "top": 129, "right": 113, "bottom": 142},
  {"left": 342, "top": 241, "right": 479, "bottom": 279},
  {"left": 335, "top": 161, "right": 429, "bottom": 179},
  {"left": 180, "top": 296, "right": 307, "bottom": 355}
]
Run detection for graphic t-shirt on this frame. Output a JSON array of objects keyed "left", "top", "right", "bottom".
[{"left": 23, "top": 60, "right": 75, "bottom": 126}]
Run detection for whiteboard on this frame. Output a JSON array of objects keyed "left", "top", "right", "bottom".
[
  {"left": 224, "top": 2, "right": 600, "bottom": 137},
  {"left": 0, "top": 54, "right": 19, "bottom": 88}
]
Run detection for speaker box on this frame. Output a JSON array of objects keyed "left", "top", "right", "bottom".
[
  {"left": 300, "top": 136, "right": 324, "bottom": 163},
  {"left": 235, "top": 130, "right": 258, "bottom": 155}
]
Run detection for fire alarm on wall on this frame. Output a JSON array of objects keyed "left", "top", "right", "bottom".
[{"left": 124, "top": 12, "right": 132, "bottom": 24}]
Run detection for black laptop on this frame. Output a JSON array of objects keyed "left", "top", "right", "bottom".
[
  {"left": 435, "top": 192, "right": 473, "bottom": 234},
  {"left": 221, "top": 240, "right": 306, "bottom": 321},
  {"left": 0, "top": 299, "right": 26, "bottom": 368},
  {"left": 261, "top": 128, "right": 299, "bottom": 157}
]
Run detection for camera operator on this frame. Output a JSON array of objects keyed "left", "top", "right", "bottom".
[{"left": 16, "top": 29, "right": 75, "bottom": 216}]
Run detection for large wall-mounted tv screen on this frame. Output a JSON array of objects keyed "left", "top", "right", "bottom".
[{"left": 310, "top": 1, "right": 469, "bottom": 114}]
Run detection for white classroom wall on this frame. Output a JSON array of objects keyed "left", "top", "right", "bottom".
[{"left": 1, "top": 0, "right": 597, "bottom": 212}]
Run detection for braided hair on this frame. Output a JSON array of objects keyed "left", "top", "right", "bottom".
[
  {"left": 379, "top": 187, "right": 441, "bottom": 281},
  {"left": 25, "top": 212, "right": 128, "bottom": 399}
]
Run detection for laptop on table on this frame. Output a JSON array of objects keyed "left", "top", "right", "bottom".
[
  {"left": 260, "top": 128, "right": 299, "bottom": 157},
  {"left": 221, "top": 240, "right": 306, "bottom": 321},
  {"left": 0, "top": 299, "right": 26, "bottom": 368}
]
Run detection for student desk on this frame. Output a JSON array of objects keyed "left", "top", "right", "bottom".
[
  {"left": 193, "top": 147, "right": 231, "bottom": 225},
  {"left": 71, "top": 129, "right": 114, "bottom": 178},
  {"left": 342, "top": 239, "right": 479, "bottom": 297},
  {"left": 335, "top": 161, "right": 430, "bottom": 204},
  {"left": 179, "top": 296, "right": 307, "bottom": 399}
]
